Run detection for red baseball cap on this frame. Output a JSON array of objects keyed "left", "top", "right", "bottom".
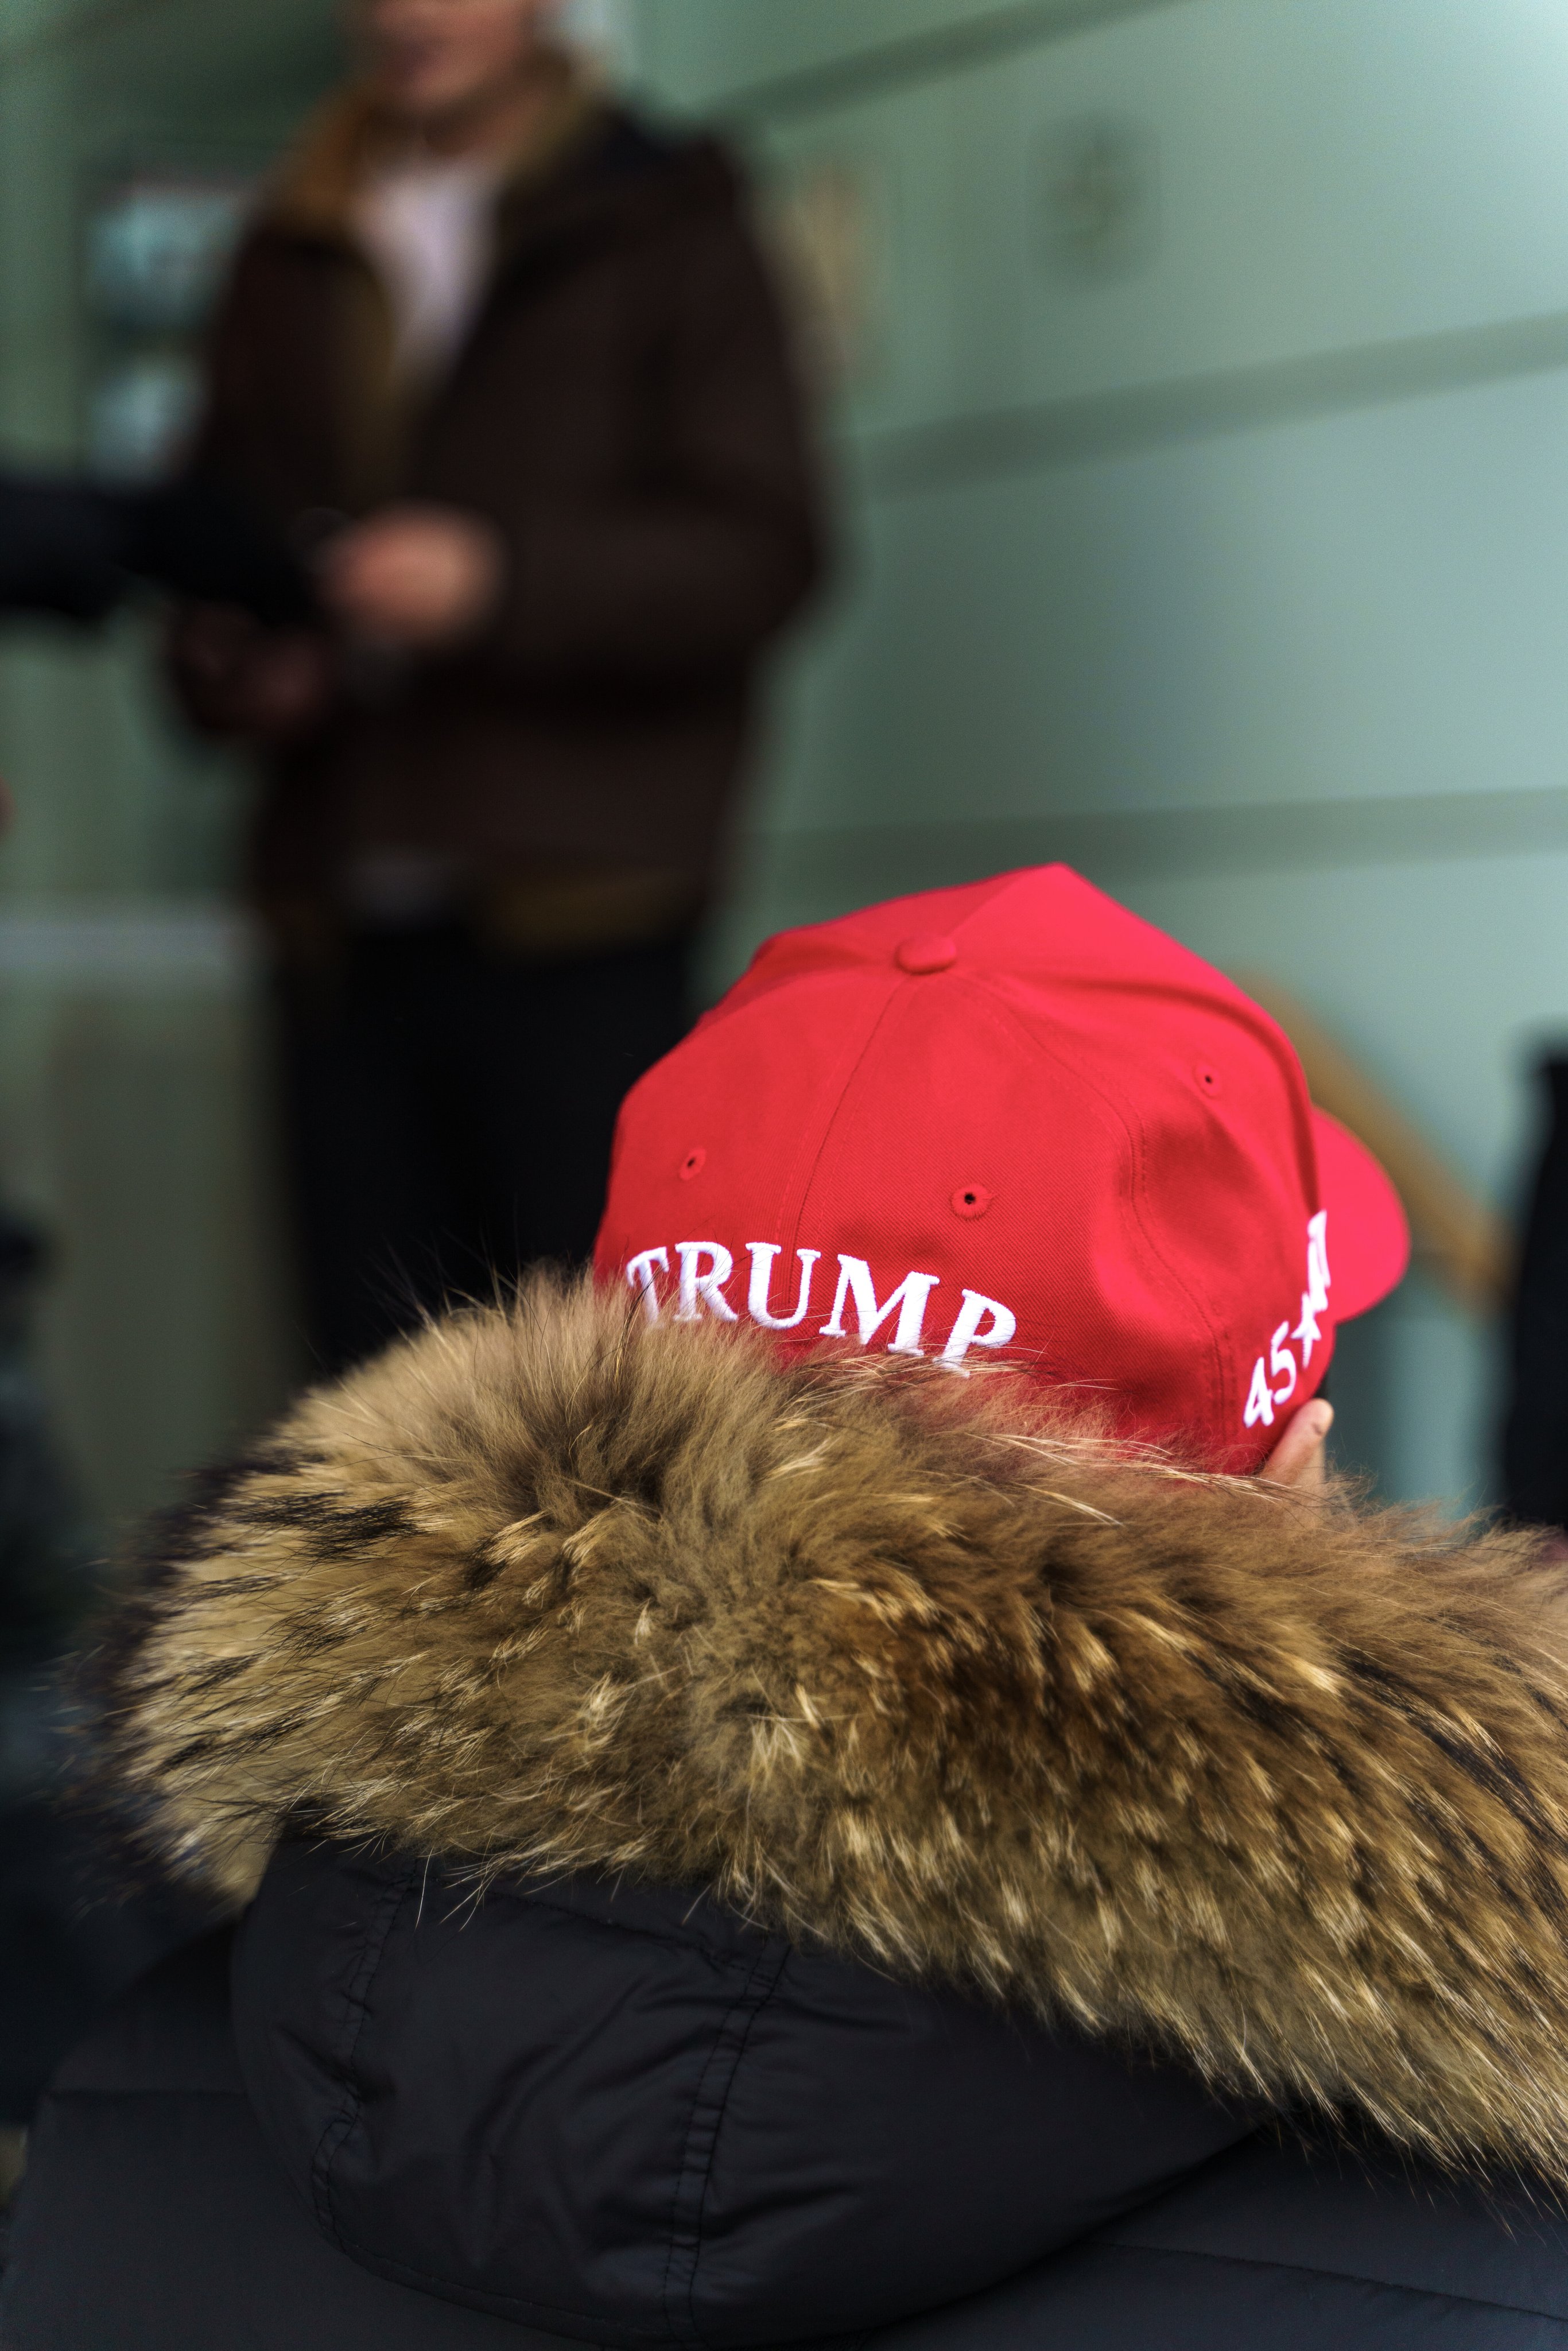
[{"left": 595, "top": 867, "right": 1409, "bottom": 1468}]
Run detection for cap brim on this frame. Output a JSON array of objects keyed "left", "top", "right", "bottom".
[{"left": 1311, "top": 1107, "right": 1411, "bottom": 1321}]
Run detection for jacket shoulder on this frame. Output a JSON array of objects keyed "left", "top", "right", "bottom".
[{"left": 584, "top": 106, "right": 752, "bottom": 226}]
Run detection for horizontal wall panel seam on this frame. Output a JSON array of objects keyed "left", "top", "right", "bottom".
[
  {"left": 0, "top": 901, "right": 258, "bottom": 986},
  {"left": 858, "top": 308, "right": 1568, "bottom": 491},
  {"left": 3, "top": 780, "right": 1561, "bottom": 971},
  {"left": 701, "top": 0, "right": 1194, "bottom": 125},
  {"left": 745, "top": 786, "right": 1568, "bottom": 895}
]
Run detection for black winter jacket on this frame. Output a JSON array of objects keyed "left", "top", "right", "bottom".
[
  {"left": 12, "top": 1899, "right": 1568, "bottom": 2350},
  {"left": 10, "top": 1277, "right": 1568, "bottom": 2346}
]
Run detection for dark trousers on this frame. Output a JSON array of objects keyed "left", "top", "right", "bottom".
[{"left": 274, "top": 929, "right": 691, "bottom": 1375}]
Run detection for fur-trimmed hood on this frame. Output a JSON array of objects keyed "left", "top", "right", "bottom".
[{"left": 93, "top": 1276, "right": 1568, "bottom": 2185}]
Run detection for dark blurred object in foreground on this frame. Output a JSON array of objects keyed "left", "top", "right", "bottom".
[
  {"left": 0, "top": 1214, "right": 81, "bottom": 1676},
  {"left": 0, "top": 467, "right": 312, "bottom": 627},
  {"left": 1503, "top": 1054, "right": 1568, "bottom": 1533},
  {"left": 0, "top": 1205, "right": 209, "bottom": 2124}
]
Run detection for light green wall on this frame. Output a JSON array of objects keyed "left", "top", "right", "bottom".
[{"left": 630, "top": 0, "right": 1568, "bottom": 1507}]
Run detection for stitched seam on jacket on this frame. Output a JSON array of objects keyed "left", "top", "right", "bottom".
[
  {"left": 500, "top": 1888, "right": 769, "bottom": 1969},
  {"left": 306, "top": 1858, "right": 421, "bottom": 2248},
  {"left": 1089, "top": 2237, "right": 1568, "bottom": 2323},
  {"left": 661, "top": 1936, "right": 793, "bottom": 2350},
  {"left": 280, "top": 1889, "right": 779, "bottom": 2341}
]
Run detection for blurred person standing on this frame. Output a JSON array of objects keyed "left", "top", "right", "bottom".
[{"left": 169, "top": 0, "right": 824, "bottom": 1371}]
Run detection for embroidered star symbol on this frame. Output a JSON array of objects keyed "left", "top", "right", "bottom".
[{"left": 1293, "top": 1291, "right": 1323, "bottom": 1366}]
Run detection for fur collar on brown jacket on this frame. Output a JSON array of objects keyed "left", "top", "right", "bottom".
[
  {"left": 263, "top": 50, "right": 604, "bottom": 246},
  {"left": 93, "top": 1276, "right": 1568, "bottom": 2186}
]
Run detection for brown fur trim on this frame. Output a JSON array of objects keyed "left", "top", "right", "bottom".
[
  {"left": 262, "top": 53, "right": 602, "bottom": 244},
  {"left": 89, "top": 1275, "right": 1568, "bottom": 2181}
]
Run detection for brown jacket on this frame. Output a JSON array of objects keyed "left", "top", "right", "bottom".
[{"left": 172, "top": 78, "right": 825, "bottom": 940}]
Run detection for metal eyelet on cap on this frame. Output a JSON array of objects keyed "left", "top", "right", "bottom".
[
  {"left": 952, "top": 1184, "right": 993, "bottom": 1219},
  {"left": 896, "top": 933, "right": 958, "bottom": 975}
]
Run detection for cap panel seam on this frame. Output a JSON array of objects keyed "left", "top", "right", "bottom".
[
  {"left": 942, "top": 981, "right": 1233, "bottom": 1434},
  {"left": 766, "top": 976, "right": 911, "bottom": 1259}
]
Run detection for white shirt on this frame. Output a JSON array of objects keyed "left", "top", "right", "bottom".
[{"left": 354, "top": 151, "right": 503, "bottom": 386}]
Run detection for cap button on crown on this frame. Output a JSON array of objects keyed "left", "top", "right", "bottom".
[{"left": 896, "top": 932, "right": 958, "bottom": 975}]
